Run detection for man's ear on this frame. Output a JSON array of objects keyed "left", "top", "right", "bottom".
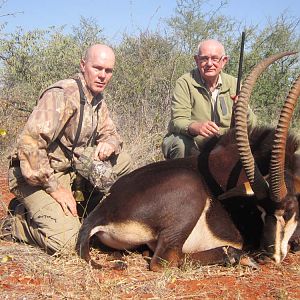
[
  {"left": 194, "top": 55, "right": 199, "bottom": 64},
  {"left": 292, "top": 153, "right": 300, "bottom": 193},
  {"left": 222, "top": 55, "right": 229, "bottom": 67},
  {"left": 218, "top": 181, "right": 254, "bottom": 200},
  {"left": 80, "top": 59, "right": 85, "bottom": 73}
]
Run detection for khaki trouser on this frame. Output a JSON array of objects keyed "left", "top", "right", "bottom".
[{"left": 8, "top": 151, "right": 132, "bottom": 254}]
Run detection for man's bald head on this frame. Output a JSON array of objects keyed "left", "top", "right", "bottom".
[
  {"left": 197, "top": 39, "right": 225, "bottom": 56},
  {"left": 84, "top": 44, "right": 115, "bottom": 65}
]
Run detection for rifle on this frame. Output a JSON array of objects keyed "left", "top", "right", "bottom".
[
  {"left": 236, "top": 31, "right": 246, "bottom": 96},
  {"left": 230, "top": 31, "right": 245, "bottom": 128}
]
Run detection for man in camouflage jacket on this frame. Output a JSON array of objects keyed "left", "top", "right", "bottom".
[
  {"left": 162, "top": 39, "right": 256, "bottom": 159},
  {"left": 2, "top": 44, "right": 132, "bottom": 254}
]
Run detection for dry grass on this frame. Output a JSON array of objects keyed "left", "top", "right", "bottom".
[
  {"left": 1, "top": 238, "right": 300, "bottom": 299},
  {"left": 0, "top": 239, "right": 266, "bottom": 300}
]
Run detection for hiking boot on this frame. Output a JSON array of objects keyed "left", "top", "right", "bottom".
[
  {"left": 0, "top": 215, "right": 15, "bottom": 242},
  {"left": 7, "top": 197, "right": 21, "bottom": 215}
]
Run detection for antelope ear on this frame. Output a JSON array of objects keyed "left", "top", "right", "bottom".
[
  {"left": 293, "top": 153, "right": 300, "bottom": 192},
  {"left": 218, "top": 182, "right": 254, "bottom": 200},
  {"left": 294, "top": 177, "right": 300, "bottom": 194}
]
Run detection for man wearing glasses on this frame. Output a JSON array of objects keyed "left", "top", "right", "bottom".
[{"left": 162, "top": 39, "right": 256, "bottom": 159}]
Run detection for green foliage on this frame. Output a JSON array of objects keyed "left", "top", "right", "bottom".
[
  {"left": 110, "top": 32, "right": 176, "bottom": 111},
  {"left": 0, "top": 0, "right": 299, "bottom": 166},
  {"left": 166, "top": 0, "right": 237, "bottom": 54},
  {"left": 0, "top": 17, "right": 105, "bottom": 111},
  {"left": 105, "top": 31, "right": 180, "bottom": 163},
  {"left": 241, "top": 14, "right": 300, "bottom": 125},
  {"left": 72, "top": 16, "right": 106, "bottom": 53}
]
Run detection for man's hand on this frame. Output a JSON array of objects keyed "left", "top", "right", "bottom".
[
  {"left": 188, "top": 121, "right": 220, "bottom": 137},
  {"left": 50, "top": 186, "right": 78, "bottom": 217},
  {"left": 94, "top": 142, "right": 114, "bottom": 161},
  {"left": 231, "top": 94, "right": 238, "bottom": 103}
]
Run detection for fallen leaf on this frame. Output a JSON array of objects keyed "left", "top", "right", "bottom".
[
  {"left": 0, "top": 129, "right": 7, "bottom": 136},
  {"left": 1, "top": 255, "right": 13, "bottom": 263}
]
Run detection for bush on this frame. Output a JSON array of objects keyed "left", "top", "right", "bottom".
[{"left": 0, "top": 1, "right": 299, "bottom": 168}]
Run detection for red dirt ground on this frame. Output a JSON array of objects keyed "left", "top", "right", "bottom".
[{"left": 0, "top": 166, "right": 300, "bottom": 299}]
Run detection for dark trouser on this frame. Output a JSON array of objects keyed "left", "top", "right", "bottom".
[{"left": 161, "top": 133, "right": 199, "bottom": 159}]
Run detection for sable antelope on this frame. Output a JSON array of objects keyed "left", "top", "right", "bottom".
[
  {"left": 227, "top": 51, "right": 300, "bottom": 262},
  {"left": 76, "top": 52, "right": 300, "bottom": 270}
]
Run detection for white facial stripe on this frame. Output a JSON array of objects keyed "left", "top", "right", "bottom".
[
  {"left": 281, "top": 213, "right": 298, "bottom": 260},
  {"left": 273, "top": 215, "right": 283, "bottom": 263},
  {"left": 257, "top": 205, "right": 266, "bottom": 223},
  {"left": 273, "top": 213, "right": 298, "bottom": 263}
]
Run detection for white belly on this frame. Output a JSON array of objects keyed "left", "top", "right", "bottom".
[
  {"left": 182, "top": 200, "right": 242, "bottom": 253},
  {"left": 91, "top": 221, "right": 156, "bottom": 250}
]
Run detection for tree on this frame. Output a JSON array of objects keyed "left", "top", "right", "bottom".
[
  {"left": 0, "top": 18, "right": 105, "bottom": 111},
  {"left": 166, "top": 0, "right": 237, "bottom": 54},
  {"left": 242, "top": 14, "right": 300, "bottom": 125},
  {"left": 72, "top": 16, "right": 106, "bottom": 55}
]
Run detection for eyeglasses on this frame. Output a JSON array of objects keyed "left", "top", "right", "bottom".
[{"left": 197, "top": 55, "right": 224, "bottom": 64}]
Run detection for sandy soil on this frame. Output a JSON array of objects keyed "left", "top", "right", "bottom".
[{"left": 1, "top": 167, "right": 300, "bottom": 300}]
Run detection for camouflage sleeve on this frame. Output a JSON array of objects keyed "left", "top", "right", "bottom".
[
  {"left": 96, "top": 101, "right": 122, "bottom": 154},
  {"left": 17, "top": 88, "right": 70, "bottom": 193}
]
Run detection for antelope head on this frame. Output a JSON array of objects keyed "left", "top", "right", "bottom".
[{"left": 235, "top": 51, "right": 300, "bottom": 262}]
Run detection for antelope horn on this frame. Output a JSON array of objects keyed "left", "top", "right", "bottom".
[
  {"left": 269, "top": 73, "right": 300, "bottom": 202},
  {"left": 235, "top": 51, "right": 297, "bottom": 199}
]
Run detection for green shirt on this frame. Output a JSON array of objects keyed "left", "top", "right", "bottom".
[{"left": 167, "top": 68, "right": 256, "bottom": 146}]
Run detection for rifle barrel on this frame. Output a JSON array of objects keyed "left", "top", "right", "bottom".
[{"left": 236, "top": 31, "right": 246, "bottom": 96}]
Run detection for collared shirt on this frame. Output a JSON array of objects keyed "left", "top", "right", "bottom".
[
  {"left": 10, "top": 73, "right": 123, "bottom": 193},
  {"left": 199, "top": 74, "right": 222, "bottom": 106},
  {"left": 200, "top": 75, "right": 223, "bottom": 123}
]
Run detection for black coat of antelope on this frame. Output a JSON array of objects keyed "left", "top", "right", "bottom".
[{"left": 76, "top": 52, "right": 300, "bottom": 271}]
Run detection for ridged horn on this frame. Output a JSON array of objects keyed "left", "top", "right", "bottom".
[
  {"left": 235, "top": 51, "right": 297, "bottom": 199},
  {"left": 269, "top": 73, "right": 300, "bottom": 202}
]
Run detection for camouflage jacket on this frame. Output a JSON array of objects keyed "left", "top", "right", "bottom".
[{"left": 10, "top": 73, "right": 123, "bottom": 193}]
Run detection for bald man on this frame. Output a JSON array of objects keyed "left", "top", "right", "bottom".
[
  {"left": 162, "top": 39, "right": 256, "bottom": 159},
  {"left": 2, "top": 44, "right": 132, "bottom": 253}
]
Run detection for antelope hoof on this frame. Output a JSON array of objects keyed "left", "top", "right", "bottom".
[
  {"left": 289, "top": 238, "right": 300, "bottom": 252},
  {"left": 255, "top": 253, "right": 273, "bottom": 265},
  {"left": 90, "top": 260, "right": 102, "bottom": 269},
  {"left": 239, "top": 256, "right": 260, "bottom": 269}
]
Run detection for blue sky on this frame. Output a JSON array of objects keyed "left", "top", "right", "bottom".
[{"left": 1, "top": 0, "right": 299, "bottom": 44}]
